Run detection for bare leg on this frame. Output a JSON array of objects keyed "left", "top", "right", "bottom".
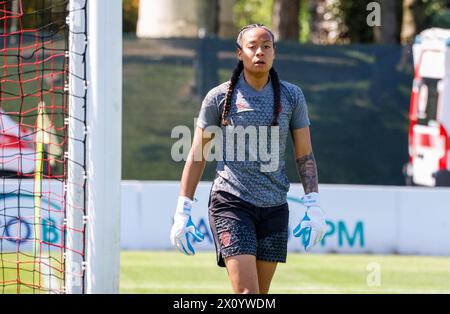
[
  {"left": 256, "top": 260, "right": 278, "bottom": 294},
  {"left": 224, "top": 255, "right": 259, "bottom": 294}
]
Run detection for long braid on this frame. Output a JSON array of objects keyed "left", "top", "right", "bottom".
[
  {"left": 221, "top": 61, "right": 244, "bottom": 126},
  {"left": 270, "top": 67, "right": 281, "bottom": 126}
]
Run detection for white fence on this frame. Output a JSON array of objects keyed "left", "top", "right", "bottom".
[
  {"left": 120, "top": 181, "right": 450, "bottom": 256},
  {"left": 1, "top": 180, "right": 449, "bottom": 255}
]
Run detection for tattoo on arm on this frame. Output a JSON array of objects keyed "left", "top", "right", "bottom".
[{"left": 296, "top": 152, "right": 319, "bottom": 194}]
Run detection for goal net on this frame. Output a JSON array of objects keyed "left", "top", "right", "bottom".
[{"left": 1, "top": 0, "right": 121, "bottom": 294}]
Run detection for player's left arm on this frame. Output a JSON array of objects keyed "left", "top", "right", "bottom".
[
  {"left": 291, "top": 127, "right": 326, "bottom": 251},
  {"left": 291, "top": 127, "right": 318, "bottom": 194}
]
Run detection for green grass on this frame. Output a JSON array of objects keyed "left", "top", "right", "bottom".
[
  {"left": 2, "top": 251, "right": 449, "bottom": 293},
  {"left": 120, "top": 251, "right": 450, "bottom": 294},
  {"left": 0, "top": 252, "right": 64, "bottom": 294}
]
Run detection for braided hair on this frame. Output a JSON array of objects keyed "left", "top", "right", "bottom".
[{"left": 221, "top": 24, "right": 281, "bottom": 127}]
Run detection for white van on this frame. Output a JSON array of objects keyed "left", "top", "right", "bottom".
[{"left": 404, "top": 28, "right": 450, "bottom": 186}]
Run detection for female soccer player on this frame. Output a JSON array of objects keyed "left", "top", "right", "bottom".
[{"left": 170, "top": 24, "right": 326, "bottom": 294}]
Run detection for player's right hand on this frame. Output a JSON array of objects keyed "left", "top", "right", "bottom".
[{"left": 170, "top": 196, "right": 204, "bottom": 256}]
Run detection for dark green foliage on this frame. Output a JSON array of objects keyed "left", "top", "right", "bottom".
[{"left": 122, "top": 37, "right": 413, "bottom": 185}]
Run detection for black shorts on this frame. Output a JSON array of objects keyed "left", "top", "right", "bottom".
[{"left": 208, "top": 190, "right": 289, "bottom": 267}]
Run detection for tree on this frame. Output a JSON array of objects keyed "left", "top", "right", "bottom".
[
  {"left": 198, "top": 0, "right": 220, "bottom": 36},
  {"left": 309, "top": 0, "right": 330, "bottom": 44},
  {"left": 339, "top": 0, "right": 374, "bottom": 43},
  {"left": 218, "top": 0, "right": 237, "bottom": 38},
  {"left": 374, "top": 0, "right": 398, "bottom": 43},
  {"left": 123, "top": 0, "right": 139, "bottom": 33},
  {"left": 234, "top": 0, "right": 273, "bottom": 29},
  {"left": 401, "top": 0, "right": 423, "bottom": 43},
  {"left": 272, "top": 0, "right": 300, "bottom": 42},
  {"left": 401, "top": 0, "right": 450, "bottom": 43}
]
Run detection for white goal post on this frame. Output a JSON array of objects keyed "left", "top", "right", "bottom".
[{"left": 66, "top": 0, "right": 122, "bottom": 294}]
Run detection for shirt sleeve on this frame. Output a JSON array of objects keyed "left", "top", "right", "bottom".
[
  {"left": 289, "top": 86, "right": 311, "bottom": 130},
  {"left": 196, "top": 89, "right": 221, "bottom": 129}
]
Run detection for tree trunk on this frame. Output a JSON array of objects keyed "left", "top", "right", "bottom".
[
  {"left": 374, "top": 0, "right": 398, "bottom": 43},
  {"left": 401, "top": 0, "right": 426, "bottom": 44},
  {"left": 309, "top": 0, "right": 329, "bottom": 44},
  {"left": 198, "top": 0, "right": 220, "bottom": 36},
  {"left": 218, "top": 0, "right": 235, "bottom": 38},
  {"left": 272, "top": 0, "right": 300, "bottom": 42}
]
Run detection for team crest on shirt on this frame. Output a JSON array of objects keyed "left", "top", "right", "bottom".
[
  {"left": 221, "top": 231, "right": 231, "bottom": 247},
  {"left": 236, "top": 102, "right": 252, "bottom": 112}
]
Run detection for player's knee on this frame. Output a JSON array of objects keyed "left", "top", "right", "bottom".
[{"left": 234, "top": 285, "right": 259, "bottom": 294}]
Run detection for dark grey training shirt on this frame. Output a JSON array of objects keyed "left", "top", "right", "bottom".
[{"left": 197, "top": 75, "right": 310, "bottom": 207}]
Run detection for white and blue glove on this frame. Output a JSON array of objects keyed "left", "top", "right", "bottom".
[
  {"left": 293, "top": 192, "right": 327, "bottom": 251},
  {"left": 170, "top": 196, "right": 204, "bottom": 256}
]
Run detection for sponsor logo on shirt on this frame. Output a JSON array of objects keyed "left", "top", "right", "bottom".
[{"left": 236, "top": 102, "right": 253, "bottom": 113}]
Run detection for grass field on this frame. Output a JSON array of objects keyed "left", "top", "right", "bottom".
[
  {"left": 120, "top": 251, "right": 450, "bottom": 294},
  {"left": 0, "top": 253, "right": 64, "bottom": 294},
  {"left": 2, "top": 251, "right": 449, "bottom": 293}
]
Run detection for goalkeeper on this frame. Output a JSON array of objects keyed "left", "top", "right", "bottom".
[{"left": 170, "top": 24, "right": 326, "bottom": 294}]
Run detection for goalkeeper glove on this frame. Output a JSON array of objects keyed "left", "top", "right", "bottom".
[
  {"left": 170, "top": 196, "right": 204, "bottom": 256},
  {"left": 293, "top": 192, "right": 326, "bottom": 251}
]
